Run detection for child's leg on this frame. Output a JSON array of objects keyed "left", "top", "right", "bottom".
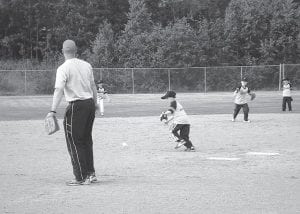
[
  {"left": 99, "top": 99, "right": 104, "bottom": 115},
  {"left": 287, "top": 97, "right": 292, "bottom": 111},
  {"left": 233, "top": 104, "right": 242, "bottom": 119},
  {"left": 179, "top": 125, "right": 193, "bottom": 149},
  {"left": 171, "top": 124, "right": 183, "bottom": 141},
  {"left": 282, "top": 97, "right": 287, "bottom": 111},
  {"left": 242, "top": 104, "right": 249, "bottom": 121}
]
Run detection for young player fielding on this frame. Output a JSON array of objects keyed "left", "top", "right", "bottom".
[
  {"left": 282, "top": 78, "right": 293, "bottom": 111},
  {"left": 160, "top": 91, "right": 195, "bottom": 151},
  {"left": 96, "top": 80, "right": 110, "bottom": 116},
  {"left": 232, "top": 77, "right": 255, "bottom": 122}
]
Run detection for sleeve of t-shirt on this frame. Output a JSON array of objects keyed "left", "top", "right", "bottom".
[
  {"left": 54, "top": 66, "right": 67, "bottom": 89},
  {"left": 169, "top": 101, "right": 177, "bottom": 113}
]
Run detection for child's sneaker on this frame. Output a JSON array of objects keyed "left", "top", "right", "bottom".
[
  {"left": 231, "top": 118, "right": 235, "bottom": 122},
  {"left": 66, "top": 178, "right": 91, "bottom": 186},
  {"left": 174, "top": 140, "right": 186, "bottom": 149},
  {"left": 243, "top": 120, "right": 251, "bottom": 123},
  {"left": 185, "top": 146, "right": 195, "bottom": 152}
]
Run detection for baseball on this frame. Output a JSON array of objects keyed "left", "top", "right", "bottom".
[{"left": 122, "top": 142, "right": 128, "bottom": 147}]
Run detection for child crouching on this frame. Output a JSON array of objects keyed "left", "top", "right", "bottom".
[{"left": 160, "top": 91, "right": 195, "bottom": 152}]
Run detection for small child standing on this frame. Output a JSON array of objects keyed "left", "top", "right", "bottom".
[
  {"left": 282, "top": 78, "right": 293, "bottom": 111},
  {"left": 160, "top": 91, "right": 195, "bottom": 151},
  {"left": 232, "top": 77, "right": 255, "bottom": 122},
  {"left": 96, "top": 80, "right": 110, "bottom": 116}
]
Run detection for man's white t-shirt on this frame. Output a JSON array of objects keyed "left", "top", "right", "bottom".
[{"left": 55, "top": 58, "right": 95, "bottom": 102}]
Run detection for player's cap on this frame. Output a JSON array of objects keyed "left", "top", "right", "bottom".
[
  {"left": 282, "top": 78, "right": 290, "bottom": 82},
  {"left": 241, "top": 77, "right": 248, "bottom": 82},
  {"left": 62, "top": 40, "right": 77, "bottom": 53},
  {"left": 97, "top": 80, "right": 103, "bottom": 84},
  {"left": 161, "top": 91, "right": 176, "bottom": 99}
]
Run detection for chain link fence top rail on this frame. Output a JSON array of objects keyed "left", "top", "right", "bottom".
[{"left": 0, "top": 64, "right": 299, "bottom": 95}]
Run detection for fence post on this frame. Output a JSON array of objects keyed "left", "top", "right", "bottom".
[
  {"left": 168, "top": 69, "right": 171, "bottom": 91},
  {"left": 282, "top": 63, "right": 285, "bottom": 79},
  {"left": 100, "top": 68, "right": 103, "bottom": 80},
  {"left": 279, "top": 64, "right": 281, "bottom": 91},
  {"left": 204, "top": 67, "right": 207, "bottom": 93},
  {"left": 240, "top": 66, "right": 243, "bottom": 80},
  {"left": 131, "top": 68, "right": 135, "bottom": 94},
  {"left": 24, "top": 70, "right": 27, "bottom": 95}
]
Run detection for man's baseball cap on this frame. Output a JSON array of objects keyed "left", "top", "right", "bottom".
[
  {"left": 282, "top": 78, "right": 290, "bottom": 82},
  {"left": 97, "top": 80, "right": 103, "bottom": 84},
  {"left": 161, "top": 91, "right": 176, "bottom": 99},
  {"left": 62, "top": 40, "right": 77, "bottom": 53}
]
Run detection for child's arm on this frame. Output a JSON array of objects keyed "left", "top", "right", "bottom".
[
  {"left": 161, "top": 101, "right": 176, "bottom": 124},
  {"left": 247, "top": 88, "right": 256, "bottom": 100},
  {"left": 103, "top": 89, "right": 111, "bottom": 102},
  {"left": 247, "top": 88, "right": 254, "bottom": 95},
  {"left": 105, "top": 93, "right": 111, "bottom": 102},
  {"left": 233, "top": 86, "right": 240, "bottom": 96},
  {"left": 165, "top": 100, "right": 176, "bottom": 115}
]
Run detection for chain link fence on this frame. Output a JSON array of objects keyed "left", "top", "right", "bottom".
[{"left": 0, "top": 64, "right": 299, "bottom": 95}]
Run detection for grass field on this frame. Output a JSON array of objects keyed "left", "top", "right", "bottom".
[
  {"left": 0, "top": 92, "right": 299, "bottom": 214},
  {"left": 0, "top": 91, "right": 300, "bottom": 121}
]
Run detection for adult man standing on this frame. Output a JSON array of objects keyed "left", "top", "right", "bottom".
[{"left": 47, "top": 40, "right": 98, "bottom": 186}]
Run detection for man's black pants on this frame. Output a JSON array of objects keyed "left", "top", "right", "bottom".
[
  {"left": 172, "top": 124, "right": 193, "bottom": 148},
  {"left": 63, "top": 98, "right": 95, "bottom": 181},
  {"left": 282, "top": 97, "right": 292, "bottom": 111},
  {"left": 233, "top": 103, "right": 249, "bottom": 121}
]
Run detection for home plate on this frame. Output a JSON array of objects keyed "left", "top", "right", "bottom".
[
  {"left": 246, "top": 152, "right": 280, "bottom": 156},
  {"left": 206, "top": 157, "right": 240, "bottom": 161}
]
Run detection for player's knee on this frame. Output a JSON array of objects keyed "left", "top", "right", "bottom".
[{"left": 172, "top": 129, "right": 178, "bottom": 135}]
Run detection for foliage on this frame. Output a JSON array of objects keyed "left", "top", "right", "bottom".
[{"left": 1, "top": 0, "right": 300, "bottom": 94}]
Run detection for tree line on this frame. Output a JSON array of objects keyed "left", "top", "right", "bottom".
[
  {"left": 1, "top": 0, "right": 299, "bottom": 68},
  {"left": 0, "top": 0, "right": 299, "bottom": 95}
]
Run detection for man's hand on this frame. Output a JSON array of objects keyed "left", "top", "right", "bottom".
[
  {"left": 46, "top": 111, "right": 55, "bottom": 118},
  {"left": 45, "top": 111, "right": 60, "bottom": 135}
]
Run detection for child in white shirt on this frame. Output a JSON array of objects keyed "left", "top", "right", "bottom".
[
  {"left": 96, "top": 80, "right": 110, "bottom": 116},
  {"left": 282, "top": 78, "right": 293, "bottom": 111}
]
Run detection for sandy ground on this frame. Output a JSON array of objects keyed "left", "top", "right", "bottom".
[{"left": 0, "top": 114, "right": 299, "bottom": 214}]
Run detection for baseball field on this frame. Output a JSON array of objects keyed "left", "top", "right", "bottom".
[{"left": 0, "top": 92, "right": 299, "bottom": 214}]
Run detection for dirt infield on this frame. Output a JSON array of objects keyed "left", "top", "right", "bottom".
[
  {"left": 0, "top": 91, "right": 299, "bottom": 121},
  {"left": 1, "top": 114, "right": 299, "bottom": 213}
]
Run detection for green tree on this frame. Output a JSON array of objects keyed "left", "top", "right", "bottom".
[
  {"left": 224, "top": 0, "right": 300, "bottom": 65},
  {"left": 117, "top": 0, "right": 154, "bottom": 67},
  {"left": 88, "top": 21, "right": 116, "bottom": 67}
]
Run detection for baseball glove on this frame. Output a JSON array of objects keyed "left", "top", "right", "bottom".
[
  {"left": 160, "top": 112, "right": 168, "bottom": 122},
  {"left": 250, "top": 93, "right": 256, "bottom": 101},
  {"left": 45, "top": 114, "right": 60, "bottom": 135}
]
